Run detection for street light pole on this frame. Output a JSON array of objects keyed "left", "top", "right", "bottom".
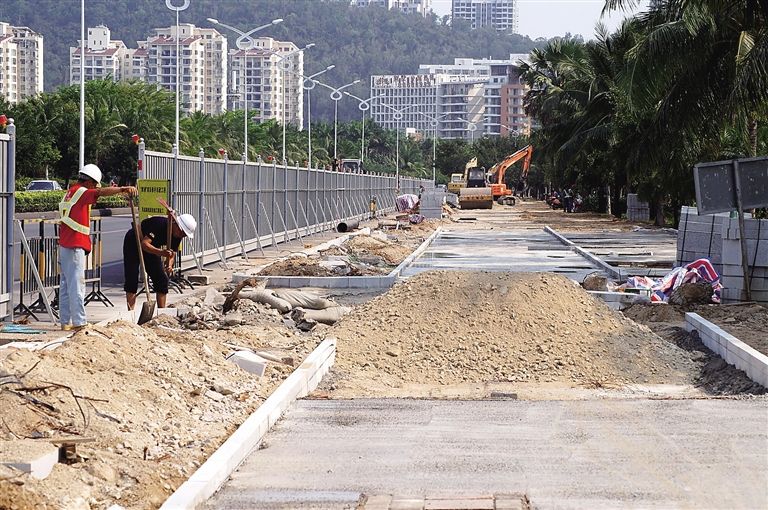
[
  {"left": 207, "top": 17, "right": 284, "bottom": 162},
  {"left": 344, "top": 91, "right": 385, "bottom": 163},
  {"left": 302, "top": 65, "right": 335, "bottom": 169},
  {"left": 165, "top": 0, "right": 190, "bottom": 155},
  {"left": 418, "top": 112, "right": 450, "bottom": 184},
  {"left": 276, "top": 43, "right": 314, "bottom": 164},
  {"left": 316, "top": 79, "right": 361, "bottom": 161},
  {"left": 79, "top": 0, "right": 85, "bottom": 171}
]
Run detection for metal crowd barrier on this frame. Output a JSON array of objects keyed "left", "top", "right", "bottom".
[{"left": 15, "top": 217, "right": 111, "bottom": 322}]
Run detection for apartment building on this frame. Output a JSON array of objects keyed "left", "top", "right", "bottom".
[
  {"left": 70, "top": 25, "right": 129, "bottom": 84},
  {"left": 451, "top": 0, "right": 518, "bottom": 32},
  {"left": 371, "top": 54, "right": 530, "bottom": 140},
  {"left": 228, "top": 37, "right": 304, "bottom": 129},
  {"left": 351, "top": 0, "right": 433, "bottom": 17},
  {"left": 370, "top": 73, "right": 485, "bottom": 141},
  {"left": 0, "top": 22, "right": 44, "bottom": 104},
  {"left": 149, "top": 24, "right": 227, "bottom": 114}
]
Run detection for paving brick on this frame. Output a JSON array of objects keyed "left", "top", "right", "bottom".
[
  {"left": 363, "top": 494, "right": 393, "bottom": 510},
  {"left": 424, "top": 498, "right": 494, "bottom": 510},
  {"left": 390, "top": 497, "right": 425, "bottom": 510},
  {"left": 493, "top": 496, "right": 525, "bottom": 510}
]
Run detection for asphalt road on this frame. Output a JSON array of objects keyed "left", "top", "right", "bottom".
[{"left": 207, "top": 398, "right": 768, "bottom": 509}]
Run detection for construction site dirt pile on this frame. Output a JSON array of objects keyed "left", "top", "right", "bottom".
[
  {"left": 258, "top": 230, "right": 429, "bottom": 277},
  {"left": 325, "top": 271, "right": 702, "bottom": 397},
  {"left": 623, "top": 302, "right": 768, "bottom": 357},
  {"left": 0, "top": 319, "right": 319, "bottom": 510}
]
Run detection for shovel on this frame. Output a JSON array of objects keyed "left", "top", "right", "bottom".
[{"left": 129, "top": 200, "right": 155, "bottom": 325}]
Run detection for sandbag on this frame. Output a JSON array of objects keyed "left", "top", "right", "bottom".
[
  {"left": 273, "top": 289, "right": 336, "bottom": 310},
  {"left": 293, "top": 306, "right": 351, "bottom": 325},
  {"left": 239, "top": 289, "right": 292, "bottom": 314}
]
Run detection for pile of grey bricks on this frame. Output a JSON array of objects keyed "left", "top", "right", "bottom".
[
  {"left": 626, "top": 193, "right": 650, "bottom": 221},
  {"left": 720, "top": 216, "right": 768, "bottom": 303},
  {"left": 676, "top": 206, "right": 766, "bottom": 303}
]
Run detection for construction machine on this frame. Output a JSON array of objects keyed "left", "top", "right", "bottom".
[
  {"left": 458, "top": 158, "right": 494, "bottom": 209},
  {"left": 447, "top": 173, "right": 465, "bottom": 194},
  {"left": 487, "top": 145, "right": 533, "bottom": 205}
]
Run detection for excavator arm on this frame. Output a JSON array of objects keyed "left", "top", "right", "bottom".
[{"left": 492, "top": 145, "right": 533, "bottom": 186}]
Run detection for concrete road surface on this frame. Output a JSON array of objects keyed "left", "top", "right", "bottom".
[{"left": 207, "top": 398, "right": 768, "bottom": 509}]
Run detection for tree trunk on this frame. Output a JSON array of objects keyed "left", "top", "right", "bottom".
[
  {"left": 654, "top": 200, "right": 665, "bottom": 227},
  {"left": 606, "top": 184, "right": 612, "bottom": 216},
  {"left": 748, "top": 117, "right": 758, "bottom": 157}
]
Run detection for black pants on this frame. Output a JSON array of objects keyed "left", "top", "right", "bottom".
[{"left": 123, "top": 230, "right": 169, "bottom": 294}]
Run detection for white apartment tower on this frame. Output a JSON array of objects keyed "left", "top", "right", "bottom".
[
  {"left": 351, "top": 0, "right": 433, "bottom": 17},
  {"left": 1, "top": 22, "right": 44, "bottom": 104},
  {"left": 228, "top": 37, "right": 304, "bottom": 129},
  {"left": 146, "top": 24, "right": 227, "bottom": 114},
  {"left": 451, "top": 0, "right": 518, "bottom": 32},
  {"left": 70, "top": 25, "right": 130, "bottom": 83}
]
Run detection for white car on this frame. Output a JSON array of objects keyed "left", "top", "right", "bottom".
[{"left": 25, "top": 180, "right": 62, "bottom": 192}]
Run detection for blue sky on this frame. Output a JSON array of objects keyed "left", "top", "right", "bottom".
[{"left": 431, "top": 0, "right": 648, "bottom": 40}]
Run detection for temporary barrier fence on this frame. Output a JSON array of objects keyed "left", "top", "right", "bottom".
[
  {"left": 0, "top": 120, "right": 15, "bottom": 321},
  {"left": 139, "top": 144, "right": 432, "bottom": 269}
]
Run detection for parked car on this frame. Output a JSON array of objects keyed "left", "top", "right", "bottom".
[{"left": 25, "top": 180, "right": 62, "bottom": 192}]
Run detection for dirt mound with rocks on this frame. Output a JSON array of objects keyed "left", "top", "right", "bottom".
[
  {"left": 0, "top": 319, "right": 319, "bottom": 509},
  {"left": 343, "top": 235, "right": 412, "bottom": 265},
  {"left": 325, "top": 271, "right": 698, "bottom": 397}
]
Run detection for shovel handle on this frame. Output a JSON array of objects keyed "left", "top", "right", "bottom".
[{"left": 129, "top": 200, "right": 153, "bottom": 301}]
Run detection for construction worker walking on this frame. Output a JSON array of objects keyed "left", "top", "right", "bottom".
[{"left": 58, "top": 164, "right": 136, "bottom": 330}]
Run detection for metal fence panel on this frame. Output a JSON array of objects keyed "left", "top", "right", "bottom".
[
  {"left": 0, "top": 131, "right": 11, "bottom": 318},
  {"left": 141, "top": 148, "right": 430, "bottom": 267}
]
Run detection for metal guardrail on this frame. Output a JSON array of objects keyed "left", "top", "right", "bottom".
[
  {"left": 140, "top": 144, "right": 432, "bottom": 268},
  {"left": 0, "top": 120, "right": 15, "bottom": 321}
]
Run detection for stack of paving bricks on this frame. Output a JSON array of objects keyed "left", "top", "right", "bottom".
[
  {"left": 720, "top": 216, "right": 768, "bottom": 303},
  {"left": 675, "top": 206, "right": 728, "bottom": 272},
  {"left": 626, "top": 193, "right": 650, "bottom": 221},
  {"left": 419, "top": 189, "right": 445, "bottom": 219}
]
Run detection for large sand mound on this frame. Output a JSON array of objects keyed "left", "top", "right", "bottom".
[{"left": 327, "top": 271, "right": 697, "bottom": 396}]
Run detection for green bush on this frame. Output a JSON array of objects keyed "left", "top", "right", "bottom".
[{"left": 15, "top": 191, "right": 127, "bottom": 213}]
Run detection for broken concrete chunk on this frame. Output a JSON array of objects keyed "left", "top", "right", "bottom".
[
  {"left": 273, "top": 289, "right": 336, "bottom": 310},
  {"left": 203, "top": 288, "right": 226, "bottom": 307},
  {"left": 0, "top": 440, "right": 59, "bottom": 479},
  {"left": 293, "top": 306, "right": 352, "bottom": 326},
  {"left": 226, "top": 351, "right": 268, "bottom": 377},
  {"left": 204, "top": 390, "right": 225, "bottom": 402}
]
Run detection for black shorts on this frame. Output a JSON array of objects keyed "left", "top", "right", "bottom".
[{"left": 123, "top": 230, "right": 169, "bottom": 294}]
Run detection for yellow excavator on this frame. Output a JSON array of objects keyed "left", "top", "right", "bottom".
[
  {"left": 488, "top": 145, "right": 533, "bottom": 205},
  {"left": 458, "top": 157, "right": 494, "bottom": 209}
]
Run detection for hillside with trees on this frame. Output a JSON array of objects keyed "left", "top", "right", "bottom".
[{"left": 0, "top": 0, "right": 541, "bottom": 121}]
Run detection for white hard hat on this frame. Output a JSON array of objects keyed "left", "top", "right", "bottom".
[
  {"left": 80, "top": 164, "right": 102, "bottom": 184},
  {"left": 175, "top": 213, "right": 196, "bottom": 239}
]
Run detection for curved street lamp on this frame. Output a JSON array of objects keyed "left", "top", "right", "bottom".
[
  {"left": 316, "top": 79, "right": 362, "bottom": 161},
  {"left": 207, "top": 17, "right": 284, "bottom": 162},
  {"left": 378, "top": 102, "right": 419, "bottom": 191},
  {"left": 448, "top": 113, "right": 477, "bottom": 142},
  {"left": 302, "top": 65, "right": 335, "bottom": 169},
  {"left": 274, "top": 43, "right": 315, "bottom": 164},
  {"left": 419, "top": 112, "right": 451, "bottom": 184},
  {"left": 344, "top": 91, "right": 385, "bottom": 163}
]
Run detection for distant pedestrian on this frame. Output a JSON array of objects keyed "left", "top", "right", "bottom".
[
  {"left": 58, "top": 164, "right": 136, "bottom": 330},
  {"left": 563, "top": 187, "right": 573, "bottom": 213}
]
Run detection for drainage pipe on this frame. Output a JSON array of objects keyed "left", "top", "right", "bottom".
[{"left": 336, "top": 219, "right": 360, "bottom": 233}]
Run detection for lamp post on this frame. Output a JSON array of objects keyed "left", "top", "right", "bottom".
[
  {"left": 316, "top": 79, "right": 362, "bottom": 161},
  {"left": 275, "top": 43, "right": 314, "bottom": 164},
  {"left": 166, "top": 0, "right": 191, "bottom": 156},
  {"left": 388, "top": 104, "right": 418, "bottom": 191},
  {"left": 302, "top": 65, "right": 335, "bottom": 169},
  {"left": 343, "top": 91, "right": 385, "bottom": 163},
  {"left": 79, "top": 0, "right": 86, "bottom": 171},
  {"left": 419, "top": 112, "right": 451, "bottom": 184},
  {"left": 207, "top": 17, "right": 284, "bottom": 162},
  {"left": 448, "top": 113, "right": 477, "bottom": 142}
]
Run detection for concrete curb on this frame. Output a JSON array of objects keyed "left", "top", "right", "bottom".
[
  {"left": 232, "top": 227, "right": 442, "bottom": 289},
  {"left": 587, "top": 290, "right": 649, "bottom": 310},
  {"left": 544, "top": 226, "right": 623, "bottom": 279},
  {"left": 685, "top": 313, "right": 768, "bottom": 388},
  {"left": 159, "top": 337, "right": 337, "bottom": 510}
]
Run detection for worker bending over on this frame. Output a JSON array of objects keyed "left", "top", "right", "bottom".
[{"left": 123, "top": 212, "right": 196, "bottom": 309}]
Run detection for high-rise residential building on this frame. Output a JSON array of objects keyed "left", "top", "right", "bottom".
[
  {"left": 70, "top": 25, "right": 130, "bottom": 84},
  {"left": 149, "top": 24, "right": 227, "bottom": 114},
  {"left": 451, "top": 0, "right": 518, "bottom": 32},
  {"left": 370, "top": 73, "right": 485, "bottom": 141},
  {"left": 1, "top": 22, "right": 44, "bottom": 104},
  {"left": 371, "top": 54, "right": 531, "bottom": 140},
  {"left": 228, "top": 37, "right": 304, "bottom": 129},
  {"left": 350, "top": 0, "right": 433, "bottom": 17}
]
